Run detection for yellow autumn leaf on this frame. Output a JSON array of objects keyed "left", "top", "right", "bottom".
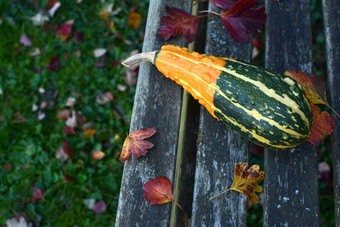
[
  {"left": 210, "top": 162, "right": 265, "bottom": 203},
  {"left": 84, "top": 128, "right": 96, "bottom": 139},
  {"left": 128, "top": 11, "right": 141, "bottom": 29}
]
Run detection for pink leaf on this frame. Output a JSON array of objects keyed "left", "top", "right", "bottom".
[
  {"left": 63, "top": 126, "right": 76, "bottom": 135},
  {"left": 93, "top": 200, "right": 106, "bottom": 215},
  {"left": 20, "top": 33, "right": 32, "bottom": 46},
  {"left": 32, "top": 188, "right": 43, "bottom": 202}
]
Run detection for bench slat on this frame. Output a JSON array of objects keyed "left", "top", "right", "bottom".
[
  {"left": 322, "top": 0, "right": 340, "bottom": 225},
  {"left": 263, "top": 0, "right": 319, "bottom": 226},
  {"left": 191, "top": 3, "right": 251, "bottom": 226},
  {"left": 115, "top": 1, "right": 192, "bottom": 226}
]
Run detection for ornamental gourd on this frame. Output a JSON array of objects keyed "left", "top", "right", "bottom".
[{"left": 123, "top": 45, "right": 313, "bottom": 149}]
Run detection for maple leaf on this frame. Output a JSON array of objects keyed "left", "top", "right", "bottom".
[
  {"left": 119, "top": 127, "right": 156, "bottom": 162},
  {"left": 143, "top": 176, "right": 182, "bottom": 208},
  {"left": 157, "top": 6, "right": 201, "bottom": 43},
  {"left": 218, "top": 0, "right": 266, "bottom": 44},
  {"left": 284, "top": 71, "right": 340, "bottom": 117},
  {"left": 210, "top": 162, "right": 264, "bottom": 203},
  {"left": 308, "top": 104, "right": 336, "bottom": 145}
]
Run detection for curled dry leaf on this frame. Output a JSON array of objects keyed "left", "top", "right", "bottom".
[
  {"left": 308, "top": 104, "right": 336, "bottom": 145},
  {"left": 143, "top": 176, "right": 182, "bottom": 208},
  {"left": 57, "top": 109, "right": 70, "bottom": 120},
  {"left": 96, "top": 92, "right": 113, "bottom": 105},
  {"left": 92, "top": 151, "right": 105, "bottom": 161},
  {"left": 210, "top": 162, "right": 265, "bottom": 203},
  {"left": 119, "top": 127, "right": 156, "bottom": 162}
]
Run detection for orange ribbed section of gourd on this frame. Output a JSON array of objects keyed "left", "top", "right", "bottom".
[{"left": 155, "top": 45, "right": 226, "bottom": 119}]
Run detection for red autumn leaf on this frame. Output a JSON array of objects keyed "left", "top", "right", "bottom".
[
  {"left": 308, "top": 104, "right": 336, "bottom": 145},
  {"left": 143, "top": 176, "right": 182, "bottom": 208},
  {"left": 157, "top": 6, "right": 201, "bottom": 43},
  {"left": 63, "top": 126, "right": 76, "bottom": 135},
  {"left": 219, "top": 0, "right": 266, "bottom": 43},
  {"left": 46, "top": 56, "right": 60, "bottom": 71},
  {"left": 57, "top": 23, "right": 73, "bottom": 41},
  {"left": 119, "top": 127, "right": 156, "bottom": 162},
  {"left": 62, "top": 138, "right": 74, "bottom": 159},
  {"left": 210, "top": 0, "right": 238, "bottom": 9}
]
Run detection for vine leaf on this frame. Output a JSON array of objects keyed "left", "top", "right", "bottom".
[
  {"left": 157, "top": 6, "right": 201, "bottom": 43},
  {"left": 210, "top": 162, "right": 265, "bottom": 203},
  {"left": 284, "top": 70, "right": 339, "bottom": 117},
  {"left": 119, "top": 127, "right": 156, "bottom": 162},
  {"left": 143, "top": 176, "right": 182, "bottom": 209},
  {"left": 308, "top": 104, "right": 336, "bottom": 145}
]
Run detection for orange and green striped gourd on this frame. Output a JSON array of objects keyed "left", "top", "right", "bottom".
[{"left": 122, "top": 45, "right": 313, "bottom": 149}]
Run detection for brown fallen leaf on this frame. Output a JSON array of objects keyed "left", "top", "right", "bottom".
[
  {"left": 210, "top": 162, "right": 265, "bottom": 203},
  {"left": 119, "top": 127, "right": 156, "bottom": 162},
  {"left": 143, "top": 176, "right": 182, "bottom": 208}
]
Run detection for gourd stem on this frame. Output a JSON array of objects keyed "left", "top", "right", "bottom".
[{"left": 121, "top": 52, "right": 156, "bottom": 68}]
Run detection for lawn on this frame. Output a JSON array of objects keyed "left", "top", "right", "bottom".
[{"left": 0, "top": 0, "right": 149, "bottom": 225}]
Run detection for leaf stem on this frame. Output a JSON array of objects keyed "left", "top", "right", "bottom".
[{"left": 209, "top": 189, "right": 231, "bottom": 201}]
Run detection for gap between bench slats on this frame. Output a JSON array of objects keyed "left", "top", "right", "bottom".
[
  {"left": 322, "top": 0, "right": 340, "bottom": 225},
  {"left": 263, "top": 0, "right": 319, "bottom": 226}
]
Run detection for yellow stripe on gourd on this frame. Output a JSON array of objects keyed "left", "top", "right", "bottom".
[{"left": 169, "top": 51, "right": 310, "bottom": 129}]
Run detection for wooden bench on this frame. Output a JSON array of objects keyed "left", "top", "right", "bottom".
[{"left": 115, "top": 0, "right": 340, "bottom": 226}]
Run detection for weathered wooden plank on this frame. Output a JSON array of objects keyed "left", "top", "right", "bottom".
[
  {"left": 322, "top": 0, "right": 340, "bottom": 225},
  {"left": 263, "top": 0, "right": 319, "bottom": 226},
  {"left": 191, "top": 2, "right": 251, "bottom": 226},
  {"left": 115, "top": 0, "right": 192, "bottom": 226}
]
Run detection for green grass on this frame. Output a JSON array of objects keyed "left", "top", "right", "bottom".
[{"left": 0, "top": 0, "right": 149, "bottom": 225}]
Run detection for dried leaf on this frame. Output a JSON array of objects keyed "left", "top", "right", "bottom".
[
  {"left": 62, "top": 138, "right": 74, "bottom": 160},
  {"left": 6, "top": 216, "right": 32, "bottom": 227},
  {"left": 84, "top": 128, "right": 96, "bottom": 139},
  {"left": 308, "top": 104, "right": 336, "bottom": 145},
  {"left": 94, "top": 48, "right": 107, "bottom": 58},
  {"left": 92, "top": 150, "right": 105, "bottom": 161},
  {"left": 96, "top": 92, "right": 113, "bottom": 105},
  {"left": 31, "top": 187, "right": 43, "bottom": 202},
  {"left": 210, "top": 162, "right": 264, "bottom": 203},
  {"left": 119, "top": 127, "right": 156, "bottom": 162},
  {"left": 157, "top": 6, "right": 200, "bottom": 43},
  {"left": 143, "top": 176, "right": 182, "bottom": 208},
  {"left": 63, "top": 126, "right": 76, "bottom": 135},
  {"left": 99, "top": 3, "right": 113, "bottom": 20},
  {"left": 84, "top": 198, "right": 96, "bottom": 209},
  {"left": 65, "top": 97, "right": 76, "bottom": 107},
  {"left": 30, "top": 11, "right": 49, "bottom": 26},
  {"left": 20, "top": 33, "right": 32, "bottom": 46},
  {"left": 57, "top": 109, "right": 70, "bottom": 120},
  {"left": 57, "top": 23, "right": 73, "bottom": 41},
  {"left": 46, "top": 56, "right": 60, "bottom": 71},
  {"left": 219, "top": 0, "right": 266, "bottom": 43},
  {"left": 55, "top": 147, "right": 68, "bottom": 162},
  {"left": 48, "top": 1, "right": 61, "bottom": 17},
  {"left": 128, "top": 11, "right": 141, "bottom": 29}
]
